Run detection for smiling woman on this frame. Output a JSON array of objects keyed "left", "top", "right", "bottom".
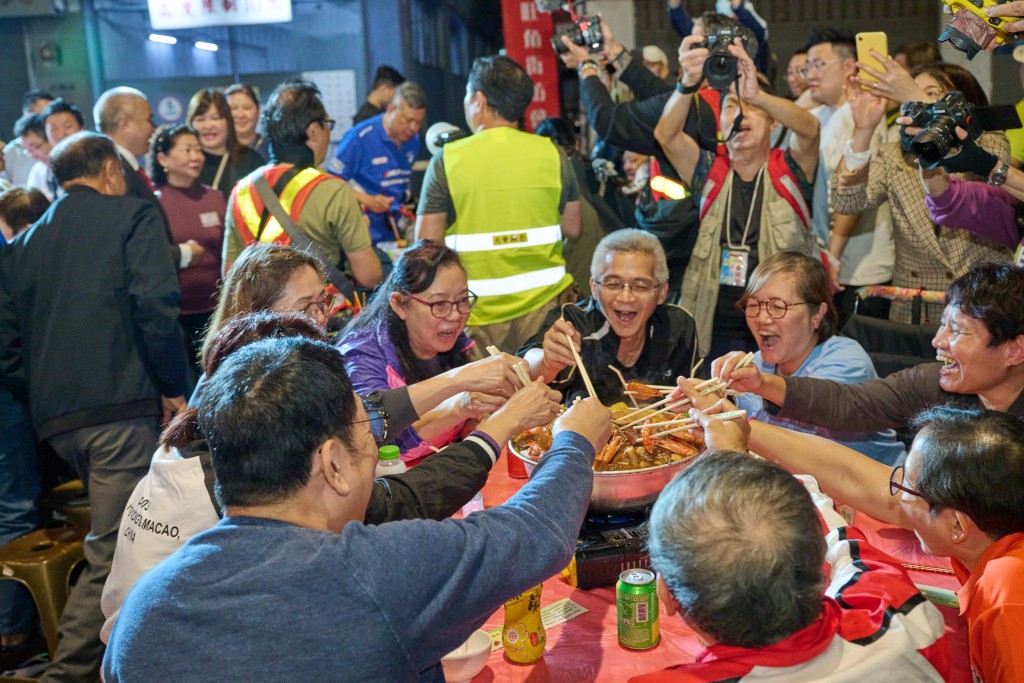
[
  {"left": 728, "top": 251, "right": 905, "bottom": 465},
  {"left": 338, "top": 240, "right": 488, "bottom": 463}
]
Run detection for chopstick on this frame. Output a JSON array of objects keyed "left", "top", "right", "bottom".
[
  {"left": 617, "top": 398, "right": 692, "bottom": 429},
  {"left": 485, "top": 345, "right": 531, "bottom": 387},
  {"left": 564, "top": 332, "right": 597, "bottom": 400},
  {"left": 652, "top": 410, "right": 747, "bottom": 438},
  {"left": 697, "top": 352, "right": 756, "bottom": 396},
  {"left": 607, "top": 365, "right": 639, "bottom": 409},
  {"left": 614, "top": 393, "right": 679, "bottom": 424}
]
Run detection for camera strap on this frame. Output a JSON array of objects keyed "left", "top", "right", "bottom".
[{"left": 722, "top": 83, "right": 745, "bottom": 144}]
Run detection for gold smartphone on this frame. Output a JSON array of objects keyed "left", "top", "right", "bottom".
[{"left": 856, "top": 32, "right": 888, "bottom": 90}]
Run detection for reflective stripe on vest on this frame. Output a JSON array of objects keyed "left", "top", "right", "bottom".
[
  {"left": 467, "top": 265, "right": 567, "bottom": 298},
  {"left": 233, "top": 165, "right": 331, "bottom": 245},
  {"left": 444, "top": 128, "right": 570, "bottom": 326},
  {"left": 444, "top": 224, "right": 562, "bottom": 253}
]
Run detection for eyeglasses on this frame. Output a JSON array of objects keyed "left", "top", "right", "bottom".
[
  {"left": 342, "top": 396, "right": 391, "bottom": 447},
  {"left": 323, "top": 118, "right": 336, "bottom": 131},
  {"left": 889, "top": 465, "right": 925, "bottom": 500},
  {"left": 299, "top": 292, "right": 337, "bottom": 319},
  {"left": 594, "top": 279, "right": 661, "bottom": 295},
  {"left": 800, "top": 59, "right": 843, "bottom": 77},
  {"left": 742, "top": 298, "right": 811, "bottom": 319},
  {"left": 404, "top": 291, "right": 478, "bottom": 318}
]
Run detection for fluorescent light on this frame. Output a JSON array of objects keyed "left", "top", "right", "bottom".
[
  {"left": 148, "top": 33, "right": 177, "bottom": 45},
  {"left": 194, "top": 41, "right": 218, "bottom": 51}
]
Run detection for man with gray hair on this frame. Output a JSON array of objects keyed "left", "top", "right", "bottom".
[
  {"left": 327, "top": 82, "right": 427, "bottom": 244},
  {"left": 0, "top": 131, "right": 188, "bottom": 682},
  {"left": 630, "top": 420, "right": 950, "bottom": 681},
  {"left": 519, "top": 228, "right": 698, "bottom": 402}
]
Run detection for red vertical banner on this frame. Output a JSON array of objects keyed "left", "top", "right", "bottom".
[{"left": 500, "top": 0, "right": 561, "bottom": 132}]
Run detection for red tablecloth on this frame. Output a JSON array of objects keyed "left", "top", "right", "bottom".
[{"left": 464, "top": 457, "right": 970, "bottom": 683}]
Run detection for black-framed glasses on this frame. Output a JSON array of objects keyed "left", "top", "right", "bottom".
[
  {"left": 742, "top": 298, "right": 811, "bottom": 319},
  {"left": 889, "top": 465, "right": 924, "bottom": 500},
  {"left": 594, "top": 278, "right": 661, "bottom": 295},
  {"left": 299, "top": 292, "right": 336, "bottom": 319},
  {"left": 324, "top": 118, "right": 336, "bottom": 131},
  {"left": 346, "top": 396, "right": 390, "bottom": 447},
  {"left": 404, "top": 291, "right": 478, "bottom": 318}
]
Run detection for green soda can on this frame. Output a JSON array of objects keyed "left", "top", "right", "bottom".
[{"left": 616, "top": 568, "right": 660, "bottom": 650}]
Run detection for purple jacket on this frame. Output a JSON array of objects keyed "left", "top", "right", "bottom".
[
  {"left": 338, "top": 317, "right": 474, "bottom": 462},
  {"left": 925, "top": 177, "right": 1023, "bottom": 262}
]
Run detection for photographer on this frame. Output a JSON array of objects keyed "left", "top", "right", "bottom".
[
  {"left": 667, "top": 0, "right": 775, "bottom": 80},
  {"left": 908, "top": 120, "right": 1024, "bottom": 261},
  {"left": 831, "top": 62, "right": 1011, "bottom": 324},
  {"left": 557, "top": 19, "right": 718, "bottom": 301},
  {"left": 655, "top": 28, "right": 821, "bottom": 362}
]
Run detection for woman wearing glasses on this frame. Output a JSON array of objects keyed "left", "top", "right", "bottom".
[
  {"left": 519, "top": 229, "right": 699, "bottom": 404},
  {"left": 339, "top": 240, "right": 516, "bottom": 464},
  {"left": 729, "top": 251, "right": 904, "bottom": 464}
]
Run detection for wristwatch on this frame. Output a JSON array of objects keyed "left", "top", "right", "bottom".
[{"left": 988, "top": 161, "right": 1010, "bottom": 187}]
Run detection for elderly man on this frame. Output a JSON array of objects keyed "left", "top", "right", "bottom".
[
  {"left": 224, "top": 79, "right": 381, "bottom": 294},
  {"left": 328, "top": 82, "right": 427, "bottom": 244},
  {"left": 94, "top": 86, "right": 205, "bottom": 270},
  {"left": 103, "top": 337, "right": 610, "bottom": 681},
  {"left": 520, "top": 229, "right": 699, "bottom": 403},
  {"left": 631, "top": 427, "right": 950, "bottom": 681},
  {"left": 416, "top": 55, "right": 581, "bottom": 354},
  {"left": 0, "top": 131, "right": 188, "bottom": 682},
  {"left": 655, "top": 29, "right": 822, "bottom": 362}
]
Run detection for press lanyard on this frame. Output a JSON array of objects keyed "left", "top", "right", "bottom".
[{"left": 722, "top": 164, "right": 766, "bottom": 250}]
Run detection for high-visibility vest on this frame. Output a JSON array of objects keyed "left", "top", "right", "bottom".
[
  {"left": 231, "top": 164, "right": 332, "bottom": 246},
  {"left": 443, "top": 127, "right": 572, "bottom": 327}
]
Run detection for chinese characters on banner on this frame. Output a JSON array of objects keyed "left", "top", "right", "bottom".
[
  {"left": 499, "top": 0, "right": 561, "bottom": 132},
  {"left": 148, "top": 0, "right": 291, "bottom": 30}
]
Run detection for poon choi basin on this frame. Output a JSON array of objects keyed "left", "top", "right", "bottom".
[{"left": 508, "top": 440, "right": 700, "bottom": 513}]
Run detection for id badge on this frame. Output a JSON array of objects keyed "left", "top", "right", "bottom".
[{"left": 719, "top": 248, "right": 750, "bottom": 287}]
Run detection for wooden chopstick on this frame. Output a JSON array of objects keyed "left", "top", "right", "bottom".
[
  {"left": 614, "top": 393, "right": 678, "bottom": 424},
  {"left": 485, "top": 345, "right": 531, "bottom": 386},
  {"left": 696, "top": 352, "right": 757, "bottom": 396},
  {"left": 564, "top": 332, "right": 597, "bottom": 400},
  {"left": 618, "top": 398, "right": 692, "bottom": 429},
  {"left": 607, "top": 365, "right": 639, "bottom": 409},
  {"left": 652, "top": 410, "right": 747, "bottom": 438}
]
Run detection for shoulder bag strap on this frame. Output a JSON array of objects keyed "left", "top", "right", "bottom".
[{"left": 251, "top": 172, "right": 357, "bottom": 300}]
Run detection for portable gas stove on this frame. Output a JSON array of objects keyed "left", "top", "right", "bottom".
[{"left": 561, "top": 507, "right": 652, "bottom": 590}]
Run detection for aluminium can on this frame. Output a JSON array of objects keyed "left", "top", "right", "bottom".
[{"left": 616, "top": 568, "right": 660, "bottom": 650}]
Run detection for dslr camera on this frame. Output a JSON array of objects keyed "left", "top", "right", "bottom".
[
  {"left": 939, "top": 0, "right": 1023, "bottom": 60},
  {"left": 551, "top": 14, "right": 604, "bottom": 55},
  {"left": 901, "top": 91, "right": 982, "bottom": 167},
  {"left": 698, "top": 12, "right": 758, "bottom": 91}
]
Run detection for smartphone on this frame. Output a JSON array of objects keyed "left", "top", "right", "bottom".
[{"left": 856, "top": 32, "right": 888, "bottom": 91}]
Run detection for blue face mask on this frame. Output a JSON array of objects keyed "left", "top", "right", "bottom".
[{"left": 716, "top": 0, "right": 735, "bottom": 16}]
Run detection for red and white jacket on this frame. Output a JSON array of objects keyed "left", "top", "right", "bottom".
[{"left": 630, "top": 477, "right": 951, "bottom": 683}]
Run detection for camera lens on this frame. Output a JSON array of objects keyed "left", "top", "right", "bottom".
[
  {"left": 910, "top": 121, "right": 957, "bottom": 166},
  {"left": 704, "top": 55, "right": 738, "bottom": 91}
]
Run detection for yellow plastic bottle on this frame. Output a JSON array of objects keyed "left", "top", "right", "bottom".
[{"left": 501, "top": 584, "right": 546, "bottom": 663}]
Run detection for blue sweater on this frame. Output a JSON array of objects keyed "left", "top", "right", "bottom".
[
  {"left": 736, "top": 336, "right": 906, "bottom": 464},
  {"left": 103, "top": 431, "right": 595, "bottom": 682}
]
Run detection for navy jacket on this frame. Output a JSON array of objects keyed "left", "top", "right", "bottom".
[{"left": 0, "top": 185, "right": 188, "bottom": 439}]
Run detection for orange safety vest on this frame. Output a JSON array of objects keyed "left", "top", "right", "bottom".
[{"left": 231, "top": 164, "right": 332, "bottom": 246}]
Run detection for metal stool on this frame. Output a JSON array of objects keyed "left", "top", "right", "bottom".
[
  {"left": 0, "top": 528, "right": 86, "bottom": 661},
  {"left": 38, "top": 480, "right": 91, "bottom": 530}
]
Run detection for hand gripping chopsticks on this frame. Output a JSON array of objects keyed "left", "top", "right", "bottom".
[
  {"left": 652, "top": 410, "right": 748, "bottom": 439},
  {"left": 485, "top": 344, "right": 528, "bottom": 387}
]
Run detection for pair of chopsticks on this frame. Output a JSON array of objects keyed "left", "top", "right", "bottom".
[
  {"left": 693, "top": 352, "right": 756, "bottom": 396},
  {"left": 615, "top": 393, "right": 692, "bottom": 428},
  {"left": 485, "top": 345, "right": 531, "bottom": 387},
  {"left": 651, "top": 409, "right": 747, "bottom": 439},
  {"left": 562, "top": 331, "right": 598, "bottom": 400}
]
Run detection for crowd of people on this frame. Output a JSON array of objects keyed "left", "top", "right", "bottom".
[{"left": 2, "top": 1, "right": 1024, "bottom": 681}]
